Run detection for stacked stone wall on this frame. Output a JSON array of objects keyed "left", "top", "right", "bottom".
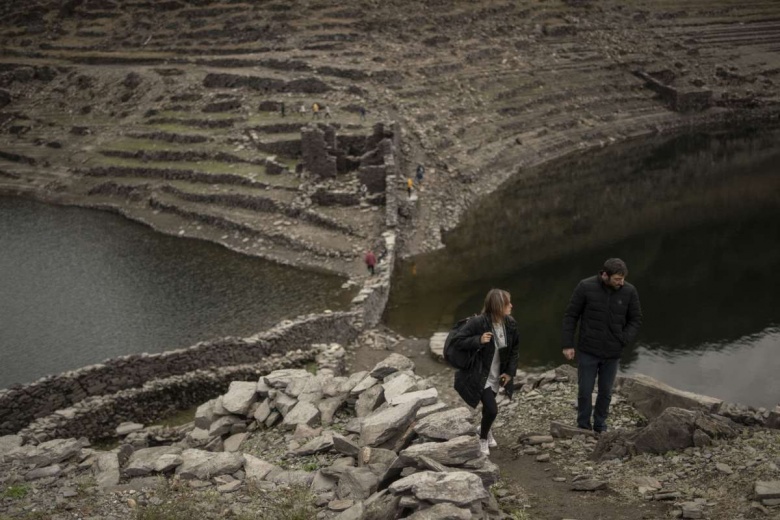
[{"left": 0, "top": 312, "right": 360, "bottom": 436}]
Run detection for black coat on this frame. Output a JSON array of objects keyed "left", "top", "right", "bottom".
[
  {"left": 562, "top": 275, "right": 642, "bottom": 359},
  {"left": 452, "top": 314, "right": 520, "bottom": 408}
]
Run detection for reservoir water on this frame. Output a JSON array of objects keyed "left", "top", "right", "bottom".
[
  {"left": 386, "top": 127, "right": 780, "bottom": 408},
  {"left": 0, "top": 197, "right": 353, "bottom": 389}
]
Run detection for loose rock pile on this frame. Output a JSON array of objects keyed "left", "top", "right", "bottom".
[{"left": 0, "top": 348, "right": 502, "bottom": 519}]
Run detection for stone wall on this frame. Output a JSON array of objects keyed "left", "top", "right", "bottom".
[
  {"left": 18, "top": 350, "right": 316, "bottom": 443},
  {"left": 0, "top": 312, "right": 360, "bottom": 436}
]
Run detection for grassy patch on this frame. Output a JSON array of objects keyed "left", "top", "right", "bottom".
[
  {"left": 304, "top": 361, "right": 318, "bottom": 375},
  {"left": 2, "top": 484, "right": 29, "bottom": 499},
  {"left": 152, "top": 406, "right": 198, "bottom": 428},
  {"left": 246, "top": 484, "right": 316, "bottom": 520}
]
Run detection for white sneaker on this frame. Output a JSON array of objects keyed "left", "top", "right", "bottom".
[
  {"left": 487, "top": 430, "right": 498, "bottom": 449},
  {"left": 479, "top": 438, "right": 490, "bottom": 456},
  {"left": 476, "top": 425, "right": 498, "bottom": 449}
]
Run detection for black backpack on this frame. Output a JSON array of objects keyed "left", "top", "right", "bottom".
[{"left": 442, "top": 314, "right": 485, "bottom": 370}]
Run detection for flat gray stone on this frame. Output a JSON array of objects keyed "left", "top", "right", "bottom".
[
  {"left": 400, "top": 436, "right": 480, "bottom": 466},
  {"left": 223, "top": 433, "right": 247, "bottom": 453},
  {"left": 413, "top": 408, "right": 474, "bottom": 441},
  {"left": 294, "top": 433, "right": 334, "bottom": 456},
  {"left": 388, "top": 388, "right": 438, "bottom": 408},
  {"left": 253, "top": 399, "right": 272, "bottom": 424},
  {"left": 282, "top": 401, "right": 321, "bottom": 430},
  {"left": 351, "top": 375, "right": 380, "bottom": 396},
  {"left": 311, "top": 470, "right": 338, "bottom": 493},
  {"left": 266, "top": 468, "right": 315, "bottom": 487},
  {"left": 382, "top": 372, "right": 418, "bottom": 401},
  {"left": 370, "top": 353, "right": 415, "bottom": 379},
  {"left": 356, "top": 384, "right": 386, "bottom": 418},
  {"left": 243, "top": 454, "right": 277, "bottom": 481},
  {"left": 416, "top": 402, "right": 448, "bottom": 419},
  {"left": 195, "top": 399, "right": 217, "bottom": 430},
  {"left": 273, "top": 393, "right": 299, "bottom": 417},
  {"left": 319, "top": 395, "right": 347, "bottom": 426},
  {"left": 337, "top": 466, "right": 379, "bottom": 500},
  {"left": 407, "top": 502, "right": 471, "bottom": 520},
  {"left": 333, "top": 434, "right": 360, "bottom": 457},
  {"left": 388, "top": 471, "right": 488, "bottom": 506},
  {"left": 125, "top": 446, "right": 183, "bottom": 477},
  {"left": 0, "top": 435, "right": 23, "bottom": 458},
  {"left": 334, "top": 502, "right": 365, "bottom": 520},
  {"left": 263, "top": 369, "right": 312, "bottom": 389},
  {"left": 550, "top": 421, "right": 596, "bottom": 439},
  {"left": 208, "top": 415, "right": 244, "bottom": 438},
  {"left": 222, "top": 381, "right": 258, "bottom": 416},
  {"left": 153, "top": 453, "right": 182, "bottom": 473},
  {"left": 361, "top": 401, "right": 422, "bottom": 447},
  {"left": 26, "top": 464, "right": 62, "bottom": 480},
  {"left": 116, "top": 422, "right": 144, "bottom": 437},
  {"left": 93, "top": 452, "right": 120, "bottom": 488},
  {"left": 615, "top": 373, "right": 722, "bottom": 420},
  {"left": 6, "top": 438, "right": 82, "bottom": 467},
  {"left": 428, "top": 333, "right": 448, "bottom": 361},
  {"left": 176, "top": 449, "right": 243, "bottom": 480},
  {"left": 756, "top": 481, "right": 780, "bottom": 500}
]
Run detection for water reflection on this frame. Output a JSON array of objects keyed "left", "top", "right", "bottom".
[
  {"left": 386, "top": 127, "right": 780, "bottom": 407},
  {"left": 0, "top": 197, "right": 354, "bottom": 389}
]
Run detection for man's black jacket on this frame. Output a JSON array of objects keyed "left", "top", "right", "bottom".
[
  {"left": 451, "top": 314, "right": 520, "bottom": 408},
  {"left": 562, "top": 275, "right": 642, "bottom": 359}
]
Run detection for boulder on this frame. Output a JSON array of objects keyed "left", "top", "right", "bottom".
[
  {"left": 209, "top": 415, "right": 244, "bottom": 438},
  {"left": 756, "top": 481, "right": 780, "bottom": 500},
  {"left": 414, "top": 408, "right": 474, "bottom": 441},
  {"left": 266, "top": 468, "right": 315, "bottom": 487},
  {"left": 370, "top": 354, "right": 415, "bottom": 379},
  {"left": 153, "top": 453, "right": 182, "bottom": 473},
  {"left": 0, "top": 435, "right": 23, "bottom": 459},
  {"left": 572, "top": 478, "right": 607, "bottom": 491},
  {"left": 26, "top": 465, "right": 62, "bottom": 480},
  {"left": 615, "top": 374, "right": 722, "bottom": 420},
  {"left": 116, "top": 422, "right": 144, "bottom": 436},
  {"left": 388, "top": 471, "right": 488, "bottom": 506},
  {"left": 400, "top": 436, "right": 480, "bottom": 466},
  {"left": 176, "top": 449, "right": 243, "bottom": 480},
  {"left": 417, "top": 402, "right": 448, "bottom": 419},
  {"left": 125, "top": 446, "right": 183, "bottom": 477},
  {"left": 361, "top": 401, "right": 422, "bottom": 447},
  {"left": 428, "top": 333, "right": 448, "bottom": 361},
  {"left": 319, "top": 395, "right": 347, "bottom": 425},
  {"left": 312, "top": 470, "right": 338, "bottom": 492},
  {"left": 222, "top": 381, "right": 258, "bottom": 416},
  {"left": 273, "top": 393, "right": 299, "bottom": 417},
  {"left": 253, "top": 399, "right": 272, "bottom": 424},
  {"left": 351, "top": 375, "right": 380, "bottom": 396},
  {"left": 333, "top": 434, "right": 360, "bottom": 457},
  {"left": 223, "top": 433, "right": 247, "bottom": 452}
]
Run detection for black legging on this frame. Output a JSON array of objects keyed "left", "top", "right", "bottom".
[{"left": 480, "top": 386, "right": 498, "bottom": 439}]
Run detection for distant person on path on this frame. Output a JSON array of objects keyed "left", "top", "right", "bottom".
[
  {"left": 406, "top": 177, "right": 414, "bottom": 198},
  {"left": 359, "top": 106, "right": 367, "bottom": 121},
  {"left": 561, "top": 258, "right": 642, "bottom": 433},
  {"left": 364, "top": 249, "right": 377, "bottom": 275},
  {"left": 312, "top": 102, "right": 320, "bottom": 119},
  {"left": 324, "top": 105, "right": 332, "bottom": 118},
  {"left": 280, "top": 102, "right": 285, "bottom": 117},
  {"left": 450, "top": 289, "right": 520, "bottom": 456},
  {"left": 415, "top": 164, "right": 425, "bottom": 186},
  {"left": 299, "top": 103, "right": 306, "bottom": 117}
]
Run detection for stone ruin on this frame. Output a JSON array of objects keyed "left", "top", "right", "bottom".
[{"left": 0, "top": 348, "right": 503, "bottom": 519}]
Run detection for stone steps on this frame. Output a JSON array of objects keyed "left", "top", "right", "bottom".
[{"left": 148, "top": 191, "right": 361, "bottom": 260}]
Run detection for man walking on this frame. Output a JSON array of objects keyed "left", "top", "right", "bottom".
[{"left": 561, "top": 258, "right": 642, "bottom": 433}]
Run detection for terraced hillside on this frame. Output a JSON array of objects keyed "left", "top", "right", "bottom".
[{"left": 1, "top": 0, "right": 779, "bottom": 269}]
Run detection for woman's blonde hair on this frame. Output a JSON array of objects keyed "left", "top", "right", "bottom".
[{"left": 482, "top": 288, "right": 510, "bottom": 324}]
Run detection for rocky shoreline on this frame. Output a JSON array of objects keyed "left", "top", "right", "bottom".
[{"left": 2, "top": 333, "right": 780, "bottom": 520}]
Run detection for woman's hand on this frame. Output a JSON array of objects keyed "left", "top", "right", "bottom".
[{"left": 480, "top": 332, "right": 493, "bottom": 344}]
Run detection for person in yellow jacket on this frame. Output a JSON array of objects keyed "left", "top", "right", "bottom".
[{"left": 406, "top": 177, "right": 414, "bottom": 198}]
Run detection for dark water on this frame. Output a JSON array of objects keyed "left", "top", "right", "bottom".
[
  {"left": 386, "top": 127, "right": 780, "bottom": 408},
  {"left": 0, "top": 197, "right": 353, "bottom": 389}
]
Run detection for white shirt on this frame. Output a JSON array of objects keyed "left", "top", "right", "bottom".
[{"left": 485, "top": 320, "right": 506, "bottom": 392}]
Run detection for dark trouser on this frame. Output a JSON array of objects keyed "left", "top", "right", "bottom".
[
  {"left": 577, "top": 350, "right": 619, "bottom": 432},
  {"left": 480, "top": 387, "right": 498, "bottom": 439},
  {"left": 367, "top": 265, "right": 375, "bottom": 275}
]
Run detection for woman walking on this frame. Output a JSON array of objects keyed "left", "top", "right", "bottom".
[{"left": 450, "top": 289, "right": 520, "bottom": 456}]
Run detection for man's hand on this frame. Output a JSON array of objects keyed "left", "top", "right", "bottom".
[
  {"left": 499, "top": 374, "right": 510, "bottom": 387},
  {"left": 562, "top": 348, "right": 575, "bottom": 361}
]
